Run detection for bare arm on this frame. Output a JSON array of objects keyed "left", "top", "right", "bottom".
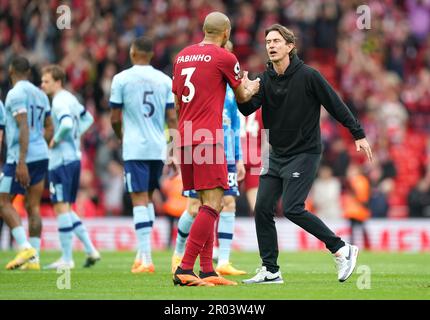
[
  {"left": 236, "top": 160, "right": 246, "bottom": 182},
  {"left": 166, "top": 108, "right": 178, "bottom": 131},
  {"left": 110, "top": 108, "right": 122, "bottom": 140},
  {"left": 165, "top": 95, "right": 180, "bottom": 176},
  {"left": 44, "top": 115, "right": 54, "bottom": 144},
  {"left": 15, "top": 112, "right": 30, "bottom": 188},
  {"left": 0, "top": 128, "right": 3, "bottom": 152},
  {"left": 0, "top": 130, "right": 3, "bottom": 160},
  {"left": 16, "top": 113, "right": 29, "bottom": 163},
  {"left": 174, "top": 95, "right": 180, "bottom": 121}
]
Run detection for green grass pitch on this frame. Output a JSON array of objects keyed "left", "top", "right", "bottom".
[{"left": 0, "top": 250, "right": 429, "bottom": 300}]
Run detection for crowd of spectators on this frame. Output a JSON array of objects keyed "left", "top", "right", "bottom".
[{"left": 0, "top": 0, "right": 429, "bottom": 219}]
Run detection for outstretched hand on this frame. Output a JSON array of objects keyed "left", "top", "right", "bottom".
[
  {"left": 355, "top": 138, "right": 373, "bottom": 162},
  {"left": 16, "top": 161, "right": 30, "bottom": 188},
  {"left": 166, "top": 155, "right": 180, "bottom": 177},
  {"left": 236, "top": 160, "right": 246, "bottom": 182}
]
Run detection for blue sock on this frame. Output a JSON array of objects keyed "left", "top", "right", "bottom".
[
  {"left": 133, "top": 206, "right": 152, "bottom": 265},
  {"left": 148, "top": 203, "right": 155, "bottom": 225},
  {"left": 174, "top": 210, "right": 194, "bottom": 256},
  {"left": 70, "top": 211, "right": 96, "bottom": 255},
  {"left": 217, "top": 212, "right": 235, "bottom": 265},
  {"left": 29, "top": 237, "right": 41, "bottom": 256},
  {"left": 11, "top": 226, "right": 31, "bottom": 250},
  {"left": 57, "top": 213, "right": 73, "bottom": 263}
]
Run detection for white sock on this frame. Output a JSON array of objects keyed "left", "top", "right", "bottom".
[
  {"left": 57, "top": 213, "right": 73, "bottom": 263},
  {"left": 11, "top": 226, "right": 31, "bottom": 250},
  {"left": 217, "top": 212, "right": 235, "bottom": 266},
  {"left": 174, "top": 210, "right": 194, "bottom": 256},
  {"left": 133, "top": 206, "right": 152, "bottom": 265},
  {"left": 69, "top": 211, "right": 96, "bottom": 255}
]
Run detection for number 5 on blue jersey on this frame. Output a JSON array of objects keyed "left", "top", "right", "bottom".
[{"left": 109, "top": 65, "right": 176, "bottom": 161}]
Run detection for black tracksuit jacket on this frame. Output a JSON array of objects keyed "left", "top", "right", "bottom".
[{"left": 238, "top": 54, "right": 366, "bottom": 156}]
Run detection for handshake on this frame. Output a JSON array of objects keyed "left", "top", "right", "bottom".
[
  {"left": 235, "top": 71, "right": 260, "bottom": 103},
  {"left": 243, "top": 71, "right": 260, "bottom": 96}
]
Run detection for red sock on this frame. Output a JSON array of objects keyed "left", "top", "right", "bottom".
[
  {"left": 200, "top": 220, "right": 215, "bottom": 273},
  {"left": 214, "top": 216, "right": 220, "bottom": 248},
  {"left": 180, "top": 205, "right": 218, "bottom": 271}
]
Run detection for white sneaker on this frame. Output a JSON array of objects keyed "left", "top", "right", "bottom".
[
  {"left": 43, "top": 259, "right": 75, "bottom": 270},
  {"left": 242, "top": 266, "right": 284, "bottom": 284},
  {"left": 334, "top": 244, "right": 359, "bottom": 282}
]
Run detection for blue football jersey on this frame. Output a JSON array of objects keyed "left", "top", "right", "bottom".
[
  {"left": 109, "top": 65, "right": 174, "bottom": 161},
  {"left": 4, "top": 80, "right": 50, "bottom": 164},
  {"left": 49, "top": 89, "right": 91, "bottom": 170},
  {"left": 0, "top": 100, "right": 5, "bottom": 128}
]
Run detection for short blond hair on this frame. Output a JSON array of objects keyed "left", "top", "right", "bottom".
[{"left": 42, "top": 64, "right": 66, "bottom": 85}]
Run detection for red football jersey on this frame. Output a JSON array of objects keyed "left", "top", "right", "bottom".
[{"left": 172, "top": 43, "right": 242, "bottom": 146}]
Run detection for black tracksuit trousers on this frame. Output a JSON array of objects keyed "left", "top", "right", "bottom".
[{"left": 255, "top": 151, "right": 345, "bottom": 273}]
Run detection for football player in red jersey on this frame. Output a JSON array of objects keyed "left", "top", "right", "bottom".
[{"left": 171, "top": 11, "right": 259, "bottom": 286}]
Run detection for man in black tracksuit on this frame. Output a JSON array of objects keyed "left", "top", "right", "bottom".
[{"left": 239, "top": 24, "right": 373, "bottom": 284}]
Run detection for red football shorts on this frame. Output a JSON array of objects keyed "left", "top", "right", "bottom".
[{"left": 179, "top": 144, "right": 229, "bottom": 191}]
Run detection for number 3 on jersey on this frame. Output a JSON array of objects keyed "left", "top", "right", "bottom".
[{"left": 181, "top": 67, "right": 196, "bottom": 103}]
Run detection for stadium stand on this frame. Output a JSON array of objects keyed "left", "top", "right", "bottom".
[{"left": 0, "top": 0, "right": 429, "bottom": 219}]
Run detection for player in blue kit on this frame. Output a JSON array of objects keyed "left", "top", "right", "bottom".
[
  {"left": 171, "top": 41, "right": 247, "bottom": 276},
  {"left": 41, "top": 65, "right": 100, "bottom": 269},
  {"left": 0, "top": 99, "right": 5, "bottom": 239},
  {"left": 0, "top": 99, "right": 5, "bottom": 149},
  {"left": 0, "top": 56, "right": 54, "bottom": 270},
  {"left": 110, "top": 36, "right": 178, "bottom": 273}
]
